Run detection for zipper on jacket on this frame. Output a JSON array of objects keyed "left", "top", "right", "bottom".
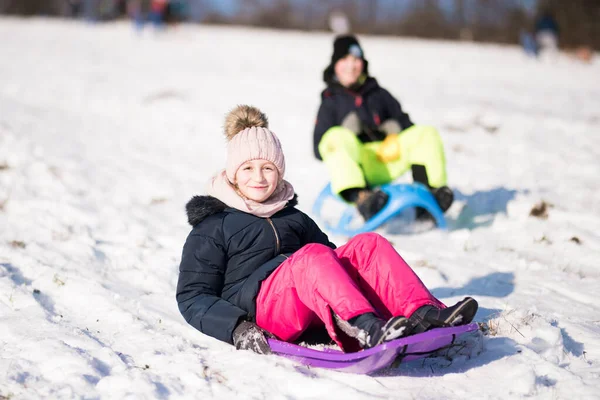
[{"left": 266, "top": 218, "right": 281, "bottom": 254}]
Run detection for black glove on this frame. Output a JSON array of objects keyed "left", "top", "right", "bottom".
[{"left": 232, "top": 321, "right": 273, "bottom": 355}]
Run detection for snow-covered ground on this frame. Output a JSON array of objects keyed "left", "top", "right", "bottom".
[{"left": 1, "top": 17, "right": 599, "bottom": 399}]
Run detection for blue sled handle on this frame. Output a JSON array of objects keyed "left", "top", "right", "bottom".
[{"left": 312, "top": 182, "right": 447, "bottom": 236}]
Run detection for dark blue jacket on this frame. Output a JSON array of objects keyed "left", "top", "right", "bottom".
[
  {"left": 176, "top": 195, "right": 335, "bottom": 344},
  {"left": 535, "top": 14, "right": 559, "bottom": 36},
  {"left": 313, "top": 75, "right": 414, "bottom": 160}
]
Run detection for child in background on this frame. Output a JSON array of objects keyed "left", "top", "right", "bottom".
[
  {"left": 313, "top": 35, "right": 454, "bottom": 221},
  {"left": 176, "top": 105, "right": 477, "bottom": 354}
]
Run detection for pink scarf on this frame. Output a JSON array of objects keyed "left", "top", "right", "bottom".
[{"left": 206, "top": 170, "right": 295, "bottom": 218}]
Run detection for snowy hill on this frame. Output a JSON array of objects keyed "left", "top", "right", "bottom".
[{"left": 0, "top": 17, "right": 599, "bottom": 399}]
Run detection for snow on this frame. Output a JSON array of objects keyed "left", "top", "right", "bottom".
[{"left": 1, "top": 17, "right": 599, "bottom": 399}]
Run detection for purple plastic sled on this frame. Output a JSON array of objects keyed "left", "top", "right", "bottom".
[{"left": 268, "top": 323, "right": 479, "bottom": 374}]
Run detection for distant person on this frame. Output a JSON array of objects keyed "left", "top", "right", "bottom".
[
  {"left": 176, "top": 105, "right": 478, "bottom": 354},
  {"left": 127, "top": 0, "right": 145, "bottom": 29},
  {"left": 535, "top": 12, "right": 560, "bottom": 56},
  {"left": 328, "top": 10, "right": 351, "bottom": 35},
  {"left": 163, "top": 0, "right": 188, "bottom": 24},
  {"left": 313, "top": 35, "right": 453, "bottom": 221},
  {"left": 128, "top": 0, "right": 164, "bottom": 31},
  {"left": 149, "top": 0, "right": 168, "bottom": 27},
  {"left": 520, "top": 29, "right": 539, "bottom": 58}
]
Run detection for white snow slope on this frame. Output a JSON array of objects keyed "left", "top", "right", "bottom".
[{"left": 1, "top": 17, "right": 599, "bottom": 400}]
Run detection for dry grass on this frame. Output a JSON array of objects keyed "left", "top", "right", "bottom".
[
  {"left": 529, "top": 200, "right": 554, "bottom": 219},
  {"left": 9, "top": 240, "right": 26, "bottom": 249},
  {"left": 481, "top": 309, "right": 539, "bottom": 339}
]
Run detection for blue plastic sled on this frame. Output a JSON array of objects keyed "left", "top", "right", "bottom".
[{"left": 312, "top": 182, "right": 447, "bottom": 236}]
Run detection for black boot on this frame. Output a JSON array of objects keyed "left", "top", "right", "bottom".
[
  {"left": 410, "top": 164, "right": 454, "bottom": 212},
  {"left": 356, "top": 190, "right": 389, "bottom": 221},
  {"left": 431, "top": 186, "right": 454, "bottom": 213},
  {"left": 409, "top": 297, "right": 478, "bottom": 335},
  {"left": 335, "top": 312, "right": 411, "bottom": 349},
  {"left": 367, "top": 315, "right": 412, "bottom": 348},
  {"left": 416, "top": 186, "right": 455, "bottom": 221}
]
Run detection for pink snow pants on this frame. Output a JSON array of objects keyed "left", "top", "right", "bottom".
[{"left": 255, "top": 232, "right": 444, "bottom": 351}]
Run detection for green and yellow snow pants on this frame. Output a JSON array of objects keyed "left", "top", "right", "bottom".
[{"left": 317, "top": 125, "right": 448, "bottom": 195}]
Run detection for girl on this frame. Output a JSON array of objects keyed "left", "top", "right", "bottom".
[
  {"left": 177, "top": 105, "right": 477, "bottom": 354},
  {"left": 313, "top": 35, "right": 454, "bottom": 221}
]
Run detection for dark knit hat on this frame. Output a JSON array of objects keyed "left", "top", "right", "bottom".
[{"left": 323, "top": 35, "right": 369, "bottom": 83}]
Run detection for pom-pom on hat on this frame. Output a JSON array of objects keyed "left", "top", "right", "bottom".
[{"left": 224, "top": 105, "right": 286, "bottom": 183}]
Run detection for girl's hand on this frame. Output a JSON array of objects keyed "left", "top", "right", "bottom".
[{"left": 232, "top": 321, "right": 274, "bottom": 355}]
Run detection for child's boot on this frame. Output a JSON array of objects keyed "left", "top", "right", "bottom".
[
  {"left": 416, "top": 185, "right": 455, "bottom": 221},
  {"left": 356, "top": 189, "right": 389, "bottom": 221},
  {"left": 431, "top": 186, "right": 454, "bottom": 212},
  {"left": 408, "top": 297, "right": 478, "bottom": 334},
  {"left": 334, "top": 312, "right": 411, "bottom": 349}
]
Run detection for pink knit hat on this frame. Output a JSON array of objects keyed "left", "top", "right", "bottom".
[{"left": 224, "top": 105, "right": 285, "bottom": 183}]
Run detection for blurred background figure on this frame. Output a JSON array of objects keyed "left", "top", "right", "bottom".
[
  {"left": 163, "top": 0, "right": 188, "bottom": 25},
  {"left": 328, "top": 9, "right": 350, "bottom": 35},
  {"left": 127, "top": 0, "right": 165, "bottom": 31},
  {"left": 149, "top": 0, "right": 168, "bottom": 28},
  {"left": 520, "top": 29, "right": 539, "bottom": 58},
  {"left": 127, "top": 0, "right": 146, "bottom": 30},
  {"left": 534, "top": 11, "right": 559, "bottom": 59}
]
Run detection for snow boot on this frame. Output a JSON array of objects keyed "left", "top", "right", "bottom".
[
  {"left": 408, "top": 297, "right": 478, "bottom": 335},
  {"left": 410, "top": 165, "right": 454, "bottom": 213},
  {"left": 416, "top": 185, "right": 455, "bottom": 221},
  {"left": 334, "top": 312, "right": 411, "bottom": 349},
  {"left": 431, "top": 186, "right": 454, "bottom": 213},
  {"left": 356, "top": 189, "right": 389, "bottom": 221}
]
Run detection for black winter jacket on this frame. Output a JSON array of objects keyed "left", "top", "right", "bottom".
[
  {"left": 313, "top": 76, "right": 414, "bottom": 160},
  {"left": 176, "top": 195, "right": 335, "bottom": 344}
]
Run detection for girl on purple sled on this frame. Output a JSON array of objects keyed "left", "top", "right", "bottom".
[{"left": 177, "top": 105, "right": 478, "bottom": 354}]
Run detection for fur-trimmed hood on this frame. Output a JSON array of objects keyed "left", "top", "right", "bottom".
[{"left": 186, "top": 194, "right": 299, "bottom": 226}]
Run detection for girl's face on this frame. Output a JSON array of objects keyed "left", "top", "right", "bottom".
[
  {"left": 334, "top": 55, "right": 364, "bottom": 87},
  {"left": 235, "top": 159, "right": 279, "bottom": 202}
]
